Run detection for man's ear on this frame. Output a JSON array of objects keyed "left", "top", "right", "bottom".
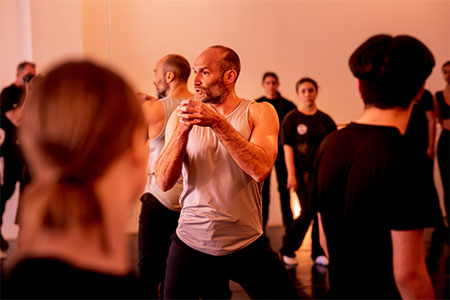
[
  {"left": 223, "top": 70, "right": 237, "bottom": 85},
  {"left": 165, "top": 71, "right": 175, "bottom": 84}
]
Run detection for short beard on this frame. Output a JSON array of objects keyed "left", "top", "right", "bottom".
[
  {"left": 157, "top": 90, "right": 167, "bottom": 99},
  {"left": 198, "top": 80, "right": 229, "bottom": 105},
  {"left": 156, "top": 82, "right": 169, "bottom": 99}
]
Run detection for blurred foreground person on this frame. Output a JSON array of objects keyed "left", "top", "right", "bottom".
[
  {"left": 2, "top": 61, "right": 147, "bottom": 299},
  {"left": 316, "top": 35, "right": 438, "bottom": 299}
]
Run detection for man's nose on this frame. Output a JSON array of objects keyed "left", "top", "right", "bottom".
[{"left": 194, "top": 73, "right": 201, "bottom": 84}]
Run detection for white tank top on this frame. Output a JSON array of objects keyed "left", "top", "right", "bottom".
[
  {"left": 145, "top": 96, "right": 184, "bottom": 212},
  {"left": 176, "top": 99, "right": 263, "bottom": 255}
]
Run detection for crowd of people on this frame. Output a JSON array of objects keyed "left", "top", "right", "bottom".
[{"left": 0, "top": 34, "right": 448, "bottom": 299}]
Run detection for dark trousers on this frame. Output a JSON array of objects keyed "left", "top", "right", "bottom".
[
  {"left": 438, "top": 129, "right": 449, "bottom": 227},
  {"left": 262, "top": 148, "right": 293, "bottom": 232},
  {"left": 280, "top": 171, "right": 324, "bottom": 259},
  {"left": 138, "top": 193, "right": 180, "bottom": 299},
  {"left": 1, "top": 149, "right": 23, "bottom": 228},
  {"left": 164, "top": 233, "right": 299, "bottom": 299}
]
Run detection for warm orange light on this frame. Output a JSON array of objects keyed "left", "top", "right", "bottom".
[{"left": 290, "top": 188, "right": 301, "bottom": 219}]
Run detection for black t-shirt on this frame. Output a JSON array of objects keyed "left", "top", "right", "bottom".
[
  {"left": 405, "top": 89, "right": 434, "bottom": 154},
  {"left": 1, "top": 84, "right": 23, "bottom": 156},
  {"left": 255, "top": 93, "right": 296, "bottom": 145},
  {"left": 2, "top": 258, "right": 145, "bottom": 299},
  {"left": 315, "top": 122, "right": 439, "bottom": 299},
  {"left": 281, "top": 109, "right": 336, "bottom": 172}
]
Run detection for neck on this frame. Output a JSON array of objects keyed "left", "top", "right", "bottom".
[
  {"left": 169, "top": 82, "right": 193, "bottom": 100},
  {"left": 15, "top": 222, "right": 129, "bottom": 275},
  {"left": 212, "top": 89, "right": 241, "bottom": 116},
  {"left": 14, "top": 79, "right": 23, "bottom": 88},
  {"left": 15, "top": 161, "right": 133, "bottom": 275},
  {"left": 297, "top": 103, "right": 317, "bottom": 115},
  {"left": 355, "top": 104, "right": 414, "bottom": 135},
  {"left": 264, "top": 92, "right": 278, "bottom": 100}
]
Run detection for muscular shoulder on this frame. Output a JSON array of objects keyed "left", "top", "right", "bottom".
[
  {"left": 248, "top": 100, "right": 279, "bottom": 131},
  {"left": 142, "top": 99, "right": 164, "bottom": 123}
]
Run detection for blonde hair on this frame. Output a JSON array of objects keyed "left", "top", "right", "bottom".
[{"left": 18, "top": 61, "right": 145, "bottom": 249}]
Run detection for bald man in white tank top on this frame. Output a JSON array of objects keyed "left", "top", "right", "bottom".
[
  {"left": 137, "top": 54, "right": 193, "bottom": 299},
  {"left": 156, "top": 46, "right": 299, "bottom": 299}
]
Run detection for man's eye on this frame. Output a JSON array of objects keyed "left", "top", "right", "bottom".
[{"left": 203, "top": 71, "right": 208, "bottom": 75}]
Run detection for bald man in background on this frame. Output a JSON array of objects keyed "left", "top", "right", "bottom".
[{"left": 137, "top": 54, "right": 192, "bottom": 299}]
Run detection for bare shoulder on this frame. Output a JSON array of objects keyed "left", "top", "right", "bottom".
[
  {"left": 142, "top": 99, "right": 164, "bottom": 123},
  {"left": 248, "top": 100, "right": 279, "bottom": 129}
]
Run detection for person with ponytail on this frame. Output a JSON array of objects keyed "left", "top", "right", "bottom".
[{"left": 2, "top": 61, "right": 148, "bottom": 299}]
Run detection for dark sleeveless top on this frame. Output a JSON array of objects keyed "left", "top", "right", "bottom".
[{"left": 435, "top": 91, "right": 450, "bottom": 120}]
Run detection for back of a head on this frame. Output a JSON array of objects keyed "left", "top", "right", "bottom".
[
  {"left": 349, "top": 34, "right": 435, "bottom": 109},
  {"left": 19, "top": 60, "right": 145, "bottom": 237},
  {"left": 163, "top": 54, "right": 191, "bottom": 83},
  {"left": 17, "top": 61, "right": 36, "bottom": 72}
]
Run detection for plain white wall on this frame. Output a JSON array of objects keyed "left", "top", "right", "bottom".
[
  {"left": 0, "top": 0, "right": 33, "bottom": 88},
  {"left": 101, "top": 0, "right": 450, "bottom": 126},
  {"left": 1, "top": 0, "right": 449, "bottom": 234}
]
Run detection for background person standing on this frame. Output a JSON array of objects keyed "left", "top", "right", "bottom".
[{"left": 255, "top": 72, "right": 296, "bottom": 232}]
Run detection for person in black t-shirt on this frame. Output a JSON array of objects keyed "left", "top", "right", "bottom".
[
  {"left": 316, "top": 35, "right": 437, "bottom": 299},
  {"left": 255, "top": 72, "right": 296, "bottom": 232},
  {"left": 279, "top": 78, "right": 336, "bottom": 267},
  {"left": 2, "top": 61, "right": 147, "bottom": 299},
  {"left": 0, "top": 61, "right": 35, "bottom": 255},
  {"left": 434, "top": 60, "right": 450, "bottom": 231},
  {"left": 405, "top": 90, "right": 444, "bottom": 231}
]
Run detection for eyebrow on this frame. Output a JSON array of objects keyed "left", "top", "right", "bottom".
[{"left": 193, "top": 67, "right": 209, "bottom": 72}]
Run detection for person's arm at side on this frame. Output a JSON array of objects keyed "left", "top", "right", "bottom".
[
  {"left": 391, "top": 229, "right": 435, "bottom": 299},
  {"left": 432, "top": 94, "right": 442, "bottom": 126},
  {"left": 141, "top": 98, "right": 165, "bottom": 140},
  {"left": 426, "top": 109, "right": 436, "bottom": 159},
  {"left": 317, "top": 213, "right": 329, "bottom": 258},
  {"left": 284, "top": 145, "right": 297, "bottom": 191},
  {"left": 155, "top": 110, "right": 191, "bottom": 191}
]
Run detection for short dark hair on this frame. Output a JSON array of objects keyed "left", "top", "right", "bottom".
[
  {"left": 209, "top": 45, "right": 241, "bottom": 81},
  {"left": 163, "top": 54, "right": 191, "bottom": 83},
  {"left": 443, "top": 60, "right": 450, "bottom": 72},
  {"left": 262, "top": 72, "right": 279, "bottom": 83},
  {"left": 18, "top": 61, "right": 36, "bottom": 72},
  {"left": 295, "top": 77, "right": 318, "bottom": 93},
  {"left": 349, "top": 34, "right": 435, "bottom": 109}
]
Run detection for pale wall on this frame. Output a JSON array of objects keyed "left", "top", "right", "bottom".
[
  {"left": 0, "top": 0, "right": 33, "bottom": 88},
  {"left": 100, "top": 0, "right": 450, "bottom": 126}
]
